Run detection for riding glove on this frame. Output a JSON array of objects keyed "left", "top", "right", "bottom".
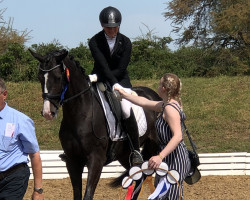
[{"left": 88, "top": 74, "right": 98, "bottom": 82}]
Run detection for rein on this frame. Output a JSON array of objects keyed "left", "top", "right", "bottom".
[{"left": 61, "top": 82, "right": 91, "bottom": 105}]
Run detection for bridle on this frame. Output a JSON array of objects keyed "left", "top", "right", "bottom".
[
  {"left": 39, "top": 62, "right": 91, "bottom": 108},
  {"left": 40, "top": 64, "right": 62, "bottom": 104}
]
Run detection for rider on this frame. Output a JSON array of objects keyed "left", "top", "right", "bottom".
[{"left": 88, "top": 6, "right": 143, "bottom": 166}]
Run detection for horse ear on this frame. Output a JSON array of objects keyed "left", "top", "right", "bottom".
[
  {"left": 55, "top": 49, "right": 68, "bottom": 62},
  {"left": 28, "top": 49, "right": 44, "bottom": 62}
]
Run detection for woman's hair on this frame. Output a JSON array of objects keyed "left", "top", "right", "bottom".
[{"left": 161, "top": 73, "right": 182, "bottom": 106}]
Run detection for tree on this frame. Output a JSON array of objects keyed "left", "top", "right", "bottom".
[
  {"left": 29, "top": 39, "right": 65, "bottom": 55},
  {"left": 69, "top": 43, "right": 93, "bottom": 74},
  {"left": 0, "top": 43, "right": 38, "bottom": 81},
  {"left": 164, "top": 0, "right": 250, "bottom": 48},
  {"left": 0, "top": 5, "right": 30, "bottom": 54},
  {"left": 133, "top": 23, "right": 173, "bottom": 50}
]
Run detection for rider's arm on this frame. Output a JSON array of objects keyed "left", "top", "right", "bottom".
[
  {"left": 111, "top": 36, "right": 132, "bottom": 78},
  {"left": 89, "top": 34, "right": 118, "bottom": 85},
  {"left": 115, "top": 88, "right": 162, "bottom": 112}
]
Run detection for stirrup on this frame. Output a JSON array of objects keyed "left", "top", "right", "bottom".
[{"left": 129, "top": 150, "right": 144, "bottom": 166}]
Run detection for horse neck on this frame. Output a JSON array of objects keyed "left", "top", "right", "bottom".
[
  {"left": 62, "top": 73, "right": 92, "bottom": 120},
  {"left": 63, "top": 58, "right": 91, "bottom": 103},
  {"left": 68, "top": 73, "right": 88, "bottom": 94}
]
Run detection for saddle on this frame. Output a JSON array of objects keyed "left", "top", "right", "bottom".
[
  {"left": 93, "top": 82, "right": 147, "bottom": 141},
  {"left": 101, "top": 83, "right": 123, "bottom": 130},
  {"left": 95, "top": 82, "right": 124, "bottom": 135}
]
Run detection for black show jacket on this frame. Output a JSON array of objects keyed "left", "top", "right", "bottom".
[{"left": 89, "top": 30, "right": 132, "bottom": 88}]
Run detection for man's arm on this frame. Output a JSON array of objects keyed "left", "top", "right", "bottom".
[{"left": 29, "top": 152, "right": 44, "bottom": 200}]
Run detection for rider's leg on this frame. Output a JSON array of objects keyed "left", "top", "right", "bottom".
[{"left": 121, "top": 93, "right": 144, "bottom": 166}]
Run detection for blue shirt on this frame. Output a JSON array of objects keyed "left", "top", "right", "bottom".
[{"left": 0, "top": 103, "right": 39, "bottom": 171}]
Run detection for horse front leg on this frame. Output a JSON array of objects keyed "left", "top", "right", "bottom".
[
  {"left": 83, "top": 154, "right": 106, "bottom": 200},
  {"left": 66, "top": 159, "right": 84, "bottom": 200}
]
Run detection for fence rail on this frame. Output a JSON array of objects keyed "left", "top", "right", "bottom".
[{"left": 28, "top": 151, "right": 250, "bottom": 179}]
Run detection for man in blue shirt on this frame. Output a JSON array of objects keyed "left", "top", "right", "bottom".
[{"left": 0, "top": 78, "right": 44, "bottom": 200}]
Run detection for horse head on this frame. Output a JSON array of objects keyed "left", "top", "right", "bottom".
[{"left": 29, "top": 49, "right": 69, "bottom": 120}]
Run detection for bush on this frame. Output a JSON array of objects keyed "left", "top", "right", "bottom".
[
  {"left": 69, "top": 43, "right": 94, "bottom": 75},
  {"left": 29, "top": 40, "right": 65, "bottom": 56},
  {"left": 0, "top": 43, "right": 38, "bottom": 81},
  {"left": 0, "top": 38, "right": 249, "bottom": 82}
]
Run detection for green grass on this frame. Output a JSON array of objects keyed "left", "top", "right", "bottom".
[{"left": 6, "top": 76, "right": 250, "bottom": 153}]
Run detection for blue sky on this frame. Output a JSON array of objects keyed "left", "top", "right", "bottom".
[{"left": 2, "top": 0, "right": 177, "bottom": 49}]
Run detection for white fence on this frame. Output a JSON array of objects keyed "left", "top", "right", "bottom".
[{"left": 28, "top": 151, "right": 250, "bottom": 179}]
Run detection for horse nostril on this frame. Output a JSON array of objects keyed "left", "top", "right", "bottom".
[{"left": 51, "top": 112, "right": 56, "bottom": 117}]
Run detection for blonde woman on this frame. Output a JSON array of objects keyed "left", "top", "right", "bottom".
[{"left": 115, "top": 73, "right": 191, "bottom": 200}]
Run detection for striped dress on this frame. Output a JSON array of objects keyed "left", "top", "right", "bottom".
[{"left": 155, "top": 103, "right": 191, "bottom": 200}]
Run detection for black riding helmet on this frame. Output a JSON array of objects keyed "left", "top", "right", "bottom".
[{"left": 99, "top": 6, "right": 122, "bottom": 27}]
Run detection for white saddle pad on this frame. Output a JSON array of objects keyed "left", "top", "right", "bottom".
[{"left": 97, "top": 86, "right": 147, "bottom": 141}]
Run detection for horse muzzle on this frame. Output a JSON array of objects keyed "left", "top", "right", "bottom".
[{"left": 42, "top": 99, "right": 58, "bottom": 120}]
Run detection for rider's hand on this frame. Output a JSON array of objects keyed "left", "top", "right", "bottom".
[{"left": 88, "top": 74, "right": 98, "bottom": 82}]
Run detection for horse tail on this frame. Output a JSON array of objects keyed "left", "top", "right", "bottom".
[{"left": 109, "top": 169, "right": 129, "bottom": 188}]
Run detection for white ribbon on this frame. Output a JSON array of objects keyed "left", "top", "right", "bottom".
[{"left": 147, "top": 177, "right": 170, "bottom": 200}]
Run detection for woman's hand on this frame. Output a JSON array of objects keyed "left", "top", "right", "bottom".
[
  {"left": 114, "top": 87, "right": 126, "bottom": 98},
  {"left": 148, "top": 155, "right": 162, "bottom": 169}
]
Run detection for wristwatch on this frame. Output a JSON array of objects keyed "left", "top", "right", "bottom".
[{"left": 34, "top": 187, "right": 43, "bottom": 194}]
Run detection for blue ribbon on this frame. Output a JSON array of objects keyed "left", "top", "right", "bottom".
[{"left": 60, "top": 83, "right": 68, "bottom": 105}]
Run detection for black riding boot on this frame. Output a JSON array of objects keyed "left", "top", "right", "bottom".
[{"left": 123, "top": 109, "right": 144, "bottom": 166}]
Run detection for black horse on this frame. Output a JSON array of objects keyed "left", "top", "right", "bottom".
[{"left": 29, "top": 49, "right": 161, "bottom": 200}]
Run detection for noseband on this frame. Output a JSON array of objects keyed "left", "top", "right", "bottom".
[{"left": 39, "top": 62, "right": 90, "bottom": 108}]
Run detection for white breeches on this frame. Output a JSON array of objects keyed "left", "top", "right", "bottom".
[{"left": 120, "top": 88, "right": 133, "bottom": 119}]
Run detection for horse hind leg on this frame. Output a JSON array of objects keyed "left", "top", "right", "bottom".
[{"left": 141, "top": 136, "right": 159, "bottom": 161}]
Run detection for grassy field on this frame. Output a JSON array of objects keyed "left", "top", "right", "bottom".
[{"left": 5, "top": 76, "right": 250, "bottom": 153}]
